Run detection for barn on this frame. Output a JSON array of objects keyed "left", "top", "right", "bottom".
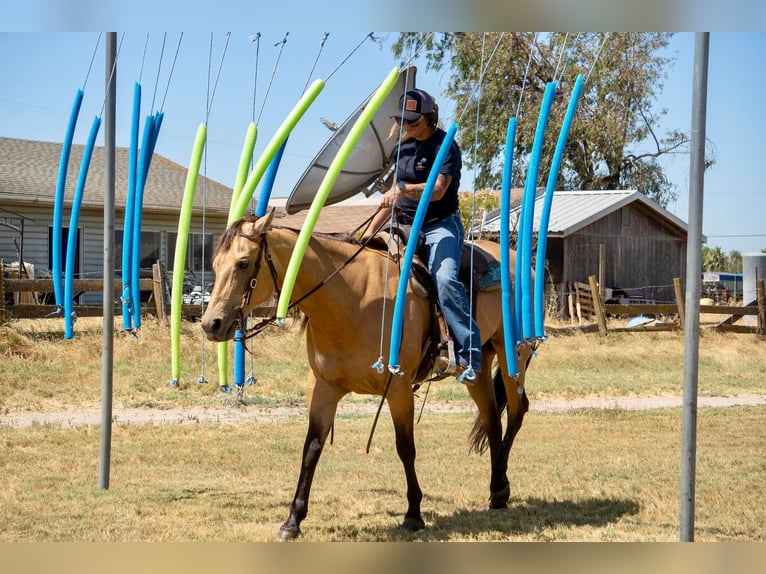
[
  {"left": 0, "top": 137, "right": 378, "bottom": 306},
  {"left": 479, "top": 190, "right": 700, "bottom": 319}
]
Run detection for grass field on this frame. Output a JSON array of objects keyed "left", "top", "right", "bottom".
[{"left": 1, "top": 316, "right": 764, "bottom": 541}]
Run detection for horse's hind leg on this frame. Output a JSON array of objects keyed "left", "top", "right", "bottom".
[
  {"left": 386, "top": 383, "right": 425, "bottom": 532},
  {"left": 278, "top": 376, "right": 343, "bottom": 541},
  {"left": 466, "top": 350, "right": 510, "bottom": 509}
]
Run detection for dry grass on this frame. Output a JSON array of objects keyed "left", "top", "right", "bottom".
[
  {"left": 1, "top": 406, "right": 763, "bottom": 541},
  {"left": 1, "top": 315, "right": 765, "bottom": 541}
]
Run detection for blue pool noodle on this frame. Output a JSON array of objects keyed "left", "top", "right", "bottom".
[
  {"left": 388, "top": 123, "right": 458, "bottom": 373},
  {"left": 64, "top": 115, "right": 101, "bottom": 338},
  {"left": 499, "top": 117, "right": 519, "bottom": 376},
  {"left": 53, "top": 89, "right": 84, "bottom": 310},
  {"left": 534, "top": 75, "right": 584, "bottom": 339}
]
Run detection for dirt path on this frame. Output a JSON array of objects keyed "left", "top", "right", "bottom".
[{"left": 2, "top": 394, "right": 764, "bottom": 429}]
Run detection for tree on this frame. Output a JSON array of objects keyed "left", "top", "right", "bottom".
[
  {"left": 702, "top": 245, "right": 727, "bottom": 272},
  {"left": 391, "top": 33, "right": 710, "bottom": 208},
  {"left": 727, "top": 250, "right": 742, "bottom": 273}
]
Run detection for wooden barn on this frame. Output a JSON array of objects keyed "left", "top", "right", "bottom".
[
  {"left": 479, "top": 190, "right": 700, "bottom": 319},
  {"left": 0, "top": 137, "right": 378, "bottom": 306}
]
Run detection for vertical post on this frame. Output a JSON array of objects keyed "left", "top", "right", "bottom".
[
  {"left": 674, "top": 277, "right": 685, "bottom": 330},
  {"left": 152, "top": 260, "right": 168, "bottom": 325},
  {"left": 588, "top": 275, "right": 608, "bottom": 335},
  {"left": 0, "top": 259, "right": 6, "bottom": 324},
  {"left": 680, "top": 32, "right": 709, "bottom": 542},
  {"left": 99, "top": 32, "right": 117, "bottom": 490},
  {"left": 598, "top": 244, "right": 606, "bottom": 300},
  {"left": 756, "top": 279, "right": 765, "bottom": 336}
]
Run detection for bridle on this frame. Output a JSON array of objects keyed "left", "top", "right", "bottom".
[{"left": 231, "top": 226, "right": 372, "bottom": 341}]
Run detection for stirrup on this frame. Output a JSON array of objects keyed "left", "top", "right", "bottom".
[{"left": 434, "top": 340, "right": 457, "bottom": 376}]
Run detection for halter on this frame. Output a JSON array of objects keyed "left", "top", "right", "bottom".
[
  {"left": 232, "top": 226, "right": 372, "bottom": 342},
  {"left": 233, "top": 230, "right": 282, "bottom": 339}
]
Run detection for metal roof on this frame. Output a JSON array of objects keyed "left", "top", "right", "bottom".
[{"left": 478, "top": 190, "right": 692, "bottom": 238}]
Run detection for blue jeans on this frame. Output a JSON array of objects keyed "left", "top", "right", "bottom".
[{"left": 422, "top": 212, "right": 482, "bottom": 372}]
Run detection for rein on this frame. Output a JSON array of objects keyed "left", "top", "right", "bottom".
[{"left": 235, "top": 226, "right": 373, "bottom": 342}]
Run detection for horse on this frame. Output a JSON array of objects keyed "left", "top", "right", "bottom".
[{"left": 201, "top": 208, "right": 534, "bottom": 540}]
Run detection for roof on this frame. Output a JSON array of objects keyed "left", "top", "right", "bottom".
[
  {"left": 0, "top": 137, "right": 380, "bottom": 233},
  {"left": 478, "top": 190, "right": 695, "bottom": 239},
  {"left": 0, "top": 136, "right": 232, "bottom": 214},
  {"left": 268, "top": 195, "right": 380, "bottom": 234}
]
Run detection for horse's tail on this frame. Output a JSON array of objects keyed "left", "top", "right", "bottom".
[{"left": 468, "top": 368, "right": 507, "bottom": 455}]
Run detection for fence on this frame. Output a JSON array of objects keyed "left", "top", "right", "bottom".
[
  {"left": 0, "top": 260, "right": 183, "bottom": 324},
  {"left": 563, "top": 275, "right": 765, "bottom": 336}
]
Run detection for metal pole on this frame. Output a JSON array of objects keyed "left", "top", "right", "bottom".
[
  {"left": 99, "top": 32, "right": 117, "bottom": 490},
  {"left": 680, "top": 32, "right": 709, "bottom": 541}
]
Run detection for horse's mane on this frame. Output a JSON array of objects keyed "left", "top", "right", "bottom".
[{"left": 215, "top": 215, "right": 361, "bottom": 258}]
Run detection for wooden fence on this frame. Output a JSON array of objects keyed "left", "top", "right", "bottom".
[
  {"left": 563, "top": 275, "right": 765, "bottom": 336},
  {"left": 0, "top": 260, "right": 205, "bottom": 324},
  {"left": 3, "top": 261, "right": 765, "bottom": 337}
]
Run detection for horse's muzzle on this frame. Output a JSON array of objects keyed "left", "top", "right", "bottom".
[{"left": 200, "top": 313, "right": 237, "bottom": 342}]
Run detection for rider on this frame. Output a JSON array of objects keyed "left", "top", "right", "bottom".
[{"left": 364, "top": 88, "right": 481, "bottom": 382}]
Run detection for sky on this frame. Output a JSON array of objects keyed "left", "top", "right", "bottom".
[{"left": 1, "top": 31, "right": 765, "bottom": 256}]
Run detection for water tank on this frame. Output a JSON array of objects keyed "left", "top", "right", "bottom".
[{"left": 742, "top": 252, "right": 766, "bottom": 325}]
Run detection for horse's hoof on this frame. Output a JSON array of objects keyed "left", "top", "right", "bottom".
[
  {"left": 400, "top": 516, "right": 425, "bottom": 532},
  {"left": 487, "top": 484, "right": 511, "bottom": 509},
  {"left": 277, "top": 526, "right": 301, "bottom": 541}
]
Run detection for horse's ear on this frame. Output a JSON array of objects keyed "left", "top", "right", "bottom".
[{"left": 254, "top": 207, "right": 275, "bottom": 234}]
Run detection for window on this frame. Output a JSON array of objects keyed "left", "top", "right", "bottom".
[{"left": 166, "top": 232, "right": 216, "bottom": 278}]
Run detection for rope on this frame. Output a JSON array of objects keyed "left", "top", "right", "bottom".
[
  {"left": 372, "top": 50, "right": 416, "bottom": 371},
  {"left": 249, "top": 33, "right": 261, "bottom": 122},
  {"left": 456, "top": 32, "right": 506, "bottom": 125},
  {"left": 256, "top": 32, "right": 288, "bottom": 125},
  {"left": 205, "top": 32, "right": 231, "bottom": 121},
  {"left": 366, "top": 372, "right": 394, "bottom": 453},
  {"left": 553, "top": 33, "right": 570, "bottom": 82},
  {"left": 516, "top": 32, "right": 537, "bottom": 119},
  {"left": 159, "top": 33, "right": 183, "bottom": 113},
  {"left": 139, "top": 33, "right": 149, "bottom": 84},
  {"left": 248, "top": 32, "right": 261, "bottom": 377},
  {"left": 303, "top": 32, "right": 330, "bottom": 94},
  {"left": 464, "top": 33, "right": 488, "bottom": 372},
  {"left": 325, "top": 32, "right": 375, "bottom": 83},
  {"left": 81, "top": 32, "right": 102, "bottom": 91},
  {"left": 99, "top": 33, "right": 125, "bottom": 117},
  {"left": 149, "top": 32, "right": 167, "bottom": 113},
  {"left": 585, "top": 33, "right": 610, "bottom": 85}
]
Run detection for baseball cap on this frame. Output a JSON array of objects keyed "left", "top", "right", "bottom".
[{"left": 392, "top": 89, "right": 436, "bottom": 122}]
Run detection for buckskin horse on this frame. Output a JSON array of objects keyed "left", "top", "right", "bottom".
[{"left": 200, "top": 208, "right": 534, "bottom": 540}]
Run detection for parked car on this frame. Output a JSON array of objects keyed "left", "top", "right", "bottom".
[{"left": 182, "top": 286, "right": 210, "bottom": 305}]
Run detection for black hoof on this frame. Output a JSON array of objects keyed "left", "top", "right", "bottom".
[
  {"left": 400, "top": 516, "right": 425, "bottom": 532},
  {"left": 487, "top": 484, "right": 511, "bottom": 509},
  {"left": 277, "top": 526, "right": 301, "bottom": 541}
]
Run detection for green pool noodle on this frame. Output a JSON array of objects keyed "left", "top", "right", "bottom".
[
  {"left": 276, "top": 67, "right": 399, "bottom": 321},
  {"left": 230, "top": 79, "right": 325, "bottom": 222},
  {"left": 228, "top": 121, "right": 258, "bottom": 223},
  {"left": 170, "top": 122, "right": 207, "bottom": 385}
]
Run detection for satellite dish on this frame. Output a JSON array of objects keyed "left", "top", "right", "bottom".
[{"left": 285, "top": 66, "right": 417, "bottom": 214}]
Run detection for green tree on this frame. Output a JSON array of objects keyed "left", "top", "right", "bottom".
[
  {"left": 392, "top": 33, "right": 712, "bottom": 208},
  {"left": 702, "top": 245, "right": 727, "bottom": 272},
  {"left": 727, "top": 250, "right": 742, "bottom": 273}
]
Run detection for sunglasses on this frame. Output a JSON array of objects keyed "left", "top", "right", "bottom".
[{"left": 395, "top": 114, "right": 423, "bottom": 126}]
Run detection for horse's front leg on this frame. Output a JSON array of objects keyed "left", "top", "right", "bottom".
[
  {"left": 278, "top": 375, "right": 343, "bottom": 541},
  {"left": 386, "top": 382, "right": 424, "bottom": 532}
]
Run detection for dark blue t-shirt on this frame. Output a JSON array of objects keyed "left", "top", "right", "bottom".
[{"left": 393, "top": 128, "right": 461, "bottom": 226}]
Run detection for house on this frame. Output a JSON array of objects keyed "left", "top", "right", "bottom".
[
  {"left": 0, "top": 137, "right": 379, "bottom": 305},
  {"left": 478, "top": 190, "right": 700, "bottom": 318}
]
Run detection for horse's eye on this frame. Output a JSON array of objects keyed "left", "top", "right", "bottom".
[{"left": 238, "top": 259, "right": 250, "bottom": 269}]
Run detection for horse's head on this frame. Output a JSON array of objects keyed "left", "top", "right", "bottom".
[{"left": 201, "top": 208, "right": 277, "bottom": 341}]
